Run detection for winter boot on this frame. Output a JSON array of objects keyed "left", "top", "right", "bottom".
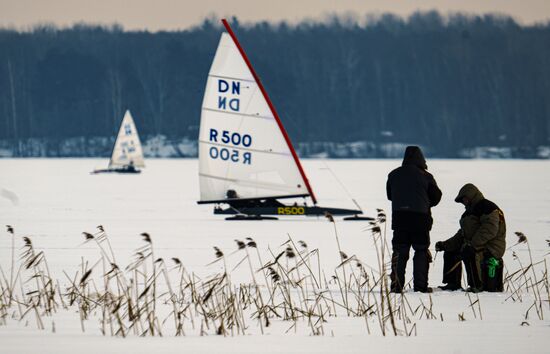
[{"left": 438, "top": 283, "right": 462, "bottom": 291}]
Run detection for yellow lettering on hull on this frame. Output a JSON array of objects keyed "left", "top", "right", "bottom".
[{"left": 277, "top": 206, "right": 305, "bottom": 215}]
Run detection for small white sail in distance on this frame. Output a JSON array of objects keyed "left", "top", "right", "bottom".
[
  {"left": 198, "top": 20, "right": 316, "bottom": 203},
  {"left": 109, "top": 110, "right": 145, "bottom": 169}
]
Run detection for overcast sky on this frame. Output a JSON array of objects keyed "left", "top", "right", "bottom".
[{"left": 1, "top": 0, "right": 549, "bottom": 31}]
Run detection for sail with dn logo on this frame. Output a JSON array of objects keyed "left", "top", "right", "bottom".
[
  {"left": 92, "top": 110, "right": 144, "bottom": 174},
  {"left": 109, "top": 110, "right": 145, "bottom": 169},
  {"left": 197, "top": 19, "right": 369, "bottom": 220}
]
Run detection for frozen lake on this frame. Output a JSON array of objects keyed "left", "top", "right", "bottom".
[{"left": 1, "top": 158, "right": 549, "bottom": 353}]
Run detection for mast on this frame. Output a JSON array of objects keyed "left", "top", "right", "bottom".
[{"left": 221, "top": 19, "right": 317, "bottom": 204}]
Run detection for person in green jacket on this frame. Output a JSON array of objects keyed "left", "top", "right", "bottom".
[{"left": 435, "top": 183, "right": 506, "bottom": 292}]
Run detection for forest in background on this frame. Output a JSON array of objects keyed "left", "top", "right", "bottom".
[{"left": 1, "top": 12, "right": 549, "bottom": 157}]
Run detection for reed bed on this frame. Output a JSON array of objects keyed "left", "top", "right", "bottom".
[{"left": 1, "top": 217, "right": 548, "bottom": 337}]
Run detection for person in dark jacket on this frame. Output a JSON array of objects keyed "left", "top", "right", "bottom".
[
  {"left": 387, "top": 146, "right": 442, "bottom": 293},
  {"left": 435, "top": 184, "right": 506, "bottom": 292}
]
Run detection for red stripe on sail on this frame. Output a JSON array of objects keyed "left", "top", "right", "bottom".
[{"left": 221, "top": 19, "right": 317, "bottom": 204}]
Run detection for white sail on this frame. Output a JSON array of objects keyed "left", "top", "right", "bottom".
[
  {"left": 109, "top": 110, "right": 145, "bottom": 168},
  {"left": 198, "top": 32, "right": 309, "bottom": 202}
]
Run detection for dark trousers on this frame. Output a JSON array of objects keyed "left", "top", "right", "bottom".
[
  {"left": 442, "top": 250, "right": 463, "bottom": 286},
  {"left": 390, "top": 230, "right": 430, "bottom": 291},
  {"left": 442, "top": 250, "right": 504, "bottom": 292}
]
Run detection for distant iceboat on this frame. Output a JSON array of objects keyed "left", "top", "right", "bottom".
[
  {"left": 197, "top": 19, "right": 370, "bottom": 220},
  {"left": 92, "top": 110, "right": 145, "bottom": 174}
]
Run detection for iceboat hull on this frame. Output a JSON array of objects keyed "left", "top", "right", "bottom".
[{"left": 213, "top": 198, "right": 364, "bottom": 218}]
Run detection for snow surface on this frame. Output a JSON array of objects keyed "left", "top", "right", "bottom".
[{"left": 0, "top": 159, "right": 549, "bottom": 353}]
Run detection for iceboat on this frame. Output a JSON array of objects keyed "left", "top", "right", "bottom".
[
  {"left": 197, "top": 19, "right": 371, "bottom": 220},
  {"left": 92, "top": 110, "right": 145, "bottom": 174}
]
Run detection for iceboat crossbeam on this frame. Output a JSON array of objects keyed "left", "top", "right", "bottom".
[
  {"left": 224, "top": 215, "right": 279, "bottom": 221},
  {"left": 91, "top": 167, "right": 141, "bottom": 174}
]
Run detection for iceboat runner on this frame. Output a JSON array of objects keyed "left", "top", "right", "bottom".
[
  {"left": 92, "top": 110, "right": 145, "bottom": 174},
  {"left": 196, "top": 19, "right": 372, "bottom": 220}
]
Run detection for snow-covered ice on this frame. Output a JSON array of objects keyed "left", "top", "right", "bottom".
[{"left": 0, "top": 159, "right": 549, "bottom": 353}]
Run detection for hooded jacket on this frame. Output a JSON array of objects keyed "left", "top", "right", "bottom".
[
  {"left": 386, "top": 146, "right": 442, "bottom": 231},
  {"left": 442, "top": 183, "right": 506, "bottom": 258}
]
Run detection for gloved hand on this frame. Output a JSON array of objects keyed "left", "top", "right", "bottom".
[
  {"left": 427, "top": 249, "right": 433, "bottom": 263},
  {"left": 460, "top": 244, "right": 476, "bottom": 260},
  {"left": 435, "top": 241, "right": 445, "bottom": 252}
]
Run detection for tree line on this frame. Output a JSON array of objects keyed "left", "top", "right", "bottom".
[{"left": 1, "top": 12, "right": 549, "bottom": 156}]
